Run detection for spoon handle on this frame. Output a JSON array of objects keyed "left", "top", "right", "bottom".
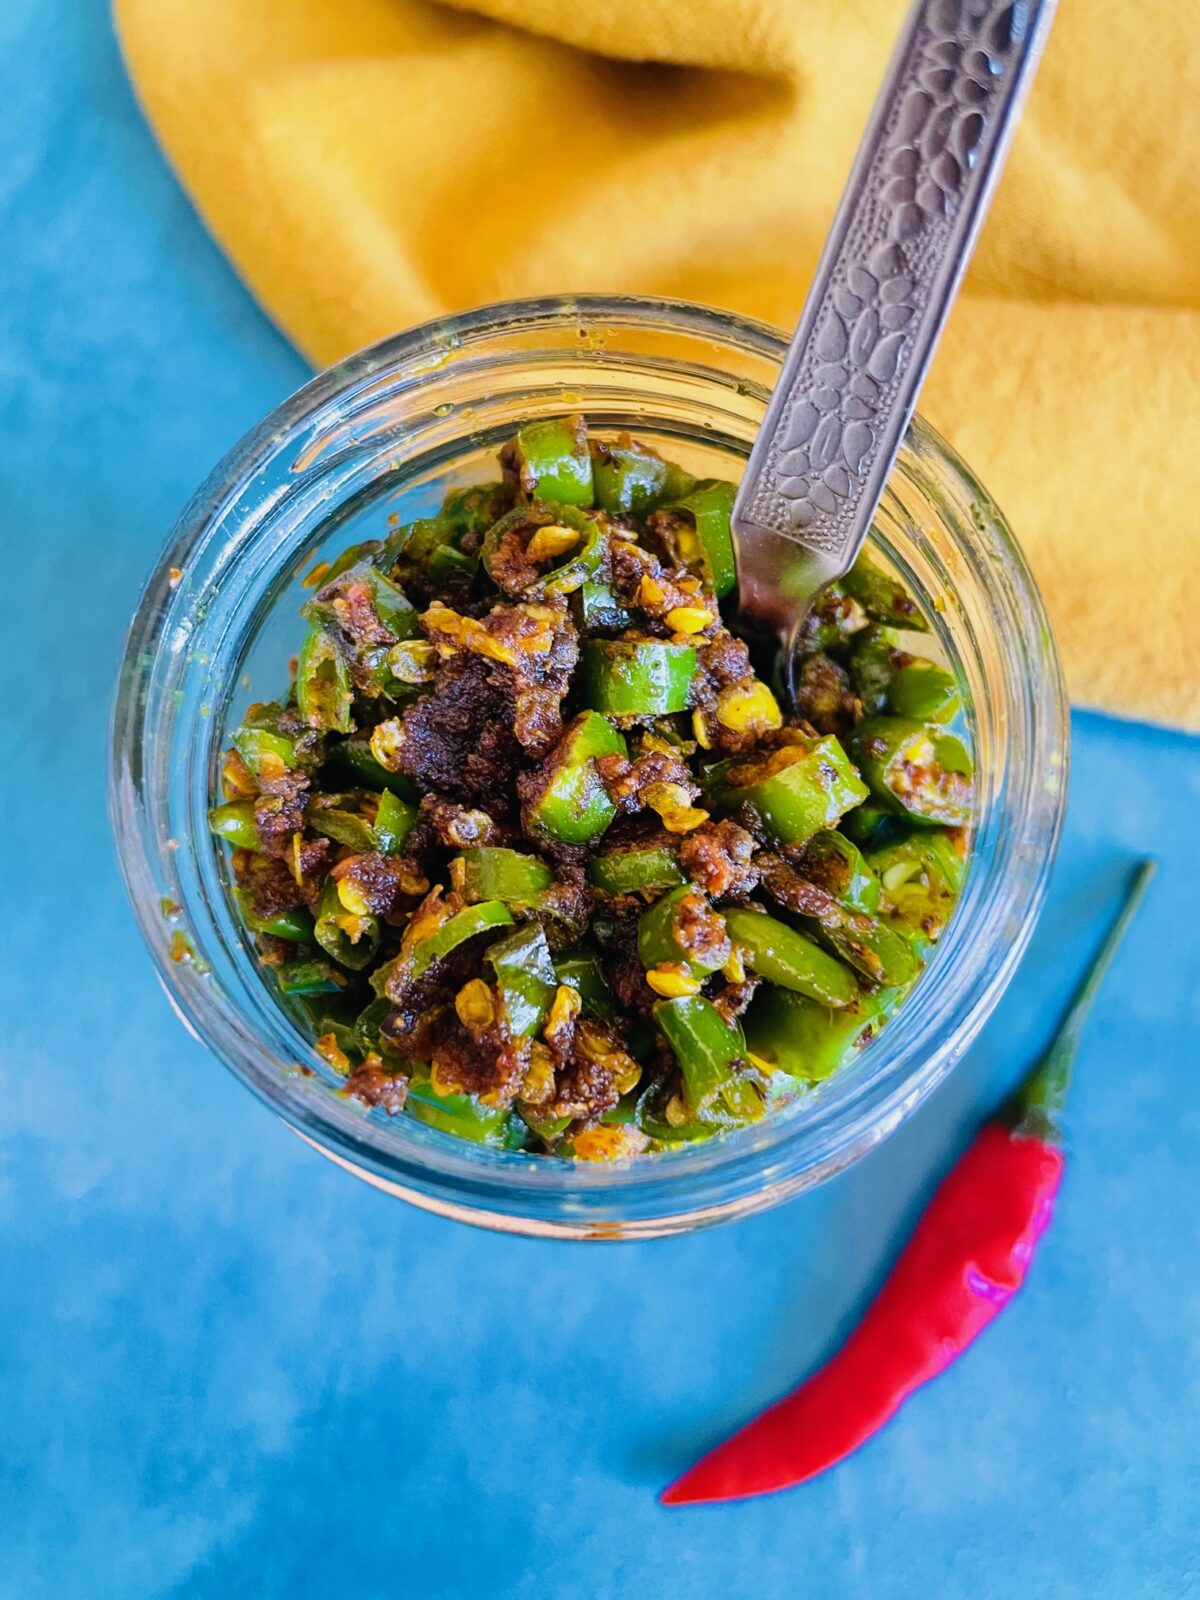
[{"left": 732, "top": 0, "right": 1056, "bottom": 630}]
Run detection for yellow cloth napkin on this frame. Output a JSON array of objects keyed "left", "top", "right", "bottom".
[{"left": 114, "top": 0, "right": 1200, "bottom": 729}]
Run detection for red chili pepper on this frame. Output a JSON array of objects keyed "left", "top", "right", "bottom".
[{"left": 662, "top": 860, "right": 1155, "bottom": 1507}]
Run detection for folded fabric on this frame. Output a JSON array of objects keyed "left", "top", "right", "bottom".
[{"left": 114, "top": 0, "right": 1200, "bottom": 729}]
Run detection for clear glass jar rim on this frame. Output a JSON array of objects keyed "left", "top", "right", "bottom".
[{"left": 110, "top": 294, "right": 1068, "bottom": 1237}]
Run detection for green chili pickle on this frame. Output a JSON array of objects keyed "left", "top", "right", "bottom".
[{"left": 209, "top": 416, "right": 973, "bottom": 1157}]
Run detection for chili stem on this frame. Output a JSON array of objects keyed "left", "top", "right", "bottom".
[{"left": 1012, "top": 858, "right": 1155, "bottom": 1142}]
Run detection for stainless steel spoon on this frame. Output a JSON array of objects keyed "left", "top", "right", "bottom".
[{"left": 732, "top": 0, "right": 1056, "bottom": 677}]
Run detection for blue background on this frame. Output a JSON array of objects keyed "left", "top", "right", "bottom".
[{"left": 3, "top": 5, "right": 1198, "bottom": 1597}]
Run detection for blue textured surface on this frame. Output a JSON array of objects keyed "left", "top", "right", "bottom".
[{"left": 4, "top": 6, "right": 1199, "bottom": 1597}]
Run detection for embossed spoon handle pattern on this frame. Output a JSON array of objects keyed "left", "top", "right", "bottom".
[{"left": 732, "top": 0, "right": 1057, "bottom": 642}]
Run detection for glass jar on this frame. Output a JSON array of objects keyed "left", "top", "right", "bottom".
[{"left": 110, "top": 295, "right": 1068, "bottom": 1240}]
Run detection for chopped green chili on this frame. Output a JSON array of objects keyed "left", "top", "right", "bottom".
[
  {"left": 209, "top": 800, "right": 260, "bottom": 852},
  {"left": 487, "top": 923, "right": 557, "bottom": 1037},
  {"left": 296, "top": 624, "right": 354, "bottom": 734},
  {"left": 581, "top": 638, "right": 696, "bottom": 717},
  {"left": 745, "top": 985, "right": 889, "bottom": 1082},
  {"left": 410, "top": 901, "right": 514, "bottom": 980},
  {"left": 848, "top": 716, "right": 974, "bottom": 827},
  {"left": 724, "top": 907, "right": 859, "bottom": 1008},
  {"left": 236, "top": 892, "right": 315, "bottom": 944},
  {"left": 590, "top": 843, "right": 684, "bottom": 897},
  {"left": 553, "top": 955, "right": 616, "bottom": 1022},
  {"left": 457, "top": 847, "right": 554, "bottom": 906},
  {"left": 654, "top": 996, "right": 762, "bottom": 1125},
  {"left": 842, "top": 552, "right": 929, "bottom": 631},
  {"left": 508, "top": 417, "right": 594, "bottom": 507},
  {"left": 524, "top": 710, "right": 627, "bottom": 844},
  {"left": 406, "top": 1070, "right": 510, "bottom": 1144},
  {"left": 712, "top": 735, "right": 869, "bottom": 844},
  {"left": 592, "top": 436, "right": 695, "bottom": 516},
  {"left": 314, "top": 879, "right": 380, "bottom": 970},
  {"left": 661, "top": 480, "right": 737, "bottom": 599},
  {"left": 639, "top": 885, "right": 727, "bottom": 978}
]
